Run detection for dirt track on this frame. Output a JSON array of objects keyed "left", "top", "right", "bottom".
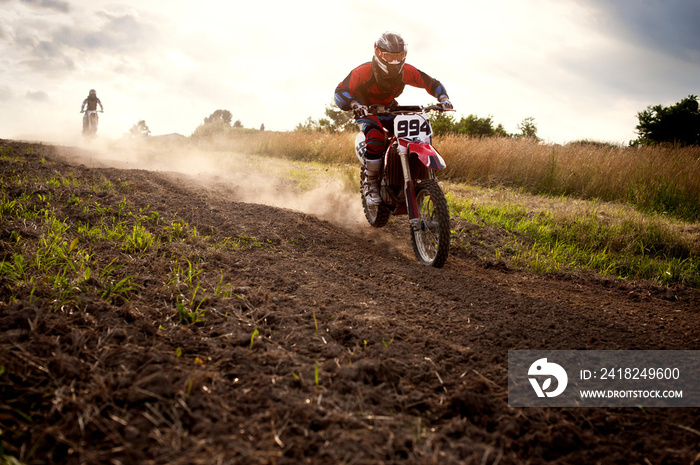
[{"left": 1, "top": 140, "right": 699, "bottom": 464}]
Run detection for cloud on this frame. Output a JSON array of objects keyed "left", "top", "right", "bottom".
[
  {"left": 80, "top": 11, "right": 160, "bottom": 53},
  {"left": 20, "top": 0, "right": 70, "bottom": 13},
  {"left": 0, "top": 86, "right": 13, "bottom": 101},
  {"left": 0, "top": 0, "right": 69, "bottom": 12},
  {"left": 25, "top": 90, "right": 48, "bottom": 101},
  {"left": 12, "top": 27, "right": 75, "bottom": 74},
  {"left": 550, "top": 0, "right": 700, "bottom": 110},
  {"left": 0, "top": 0, "right": 696, "bottom": 144},
  {"left": 580, "top": 0, "right": 700, "bottom": 62},
  {"left": 3, "top": 7, "right": 161, "bottom": 76}
]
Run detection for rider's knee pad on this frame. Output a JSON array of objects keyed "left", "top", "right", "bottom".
[{"left": 364, "top": 128, "right": 386, "bottom": 160}]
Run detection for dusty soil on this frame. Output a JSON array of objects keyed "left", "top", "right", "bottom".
[{"left": 1, "top": 140, "right": 699, "bottom": 464}]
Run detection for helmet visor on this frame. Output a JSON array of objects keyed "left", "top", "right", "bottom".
[{"left": 378, "top": 50, "right": 406, "bottom": 64}]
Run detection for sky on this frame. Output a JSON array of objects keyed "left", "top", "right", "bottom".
[{"left": 1, "top": 0, "right": 699, "bottom": 145}]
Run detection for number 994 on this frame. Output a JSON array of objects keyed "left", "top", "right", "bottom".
[{"left": 395, "top": 116, "right": 432, "bottom": 141}]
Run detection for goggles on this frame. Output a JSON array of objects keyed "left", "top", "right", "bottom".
[{"left": 376, "top": 49, "right": 407, "bottom": 64}]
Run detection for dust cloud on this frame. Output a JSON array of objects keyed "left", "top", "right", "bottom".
[{"left": 55, "top": 136, "right": 368, "bottom": 231}]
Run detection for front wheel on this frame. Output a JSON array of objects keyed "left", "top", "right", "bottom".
[{"left": 411, "top": 180, "right": 451, "bottom": 267}]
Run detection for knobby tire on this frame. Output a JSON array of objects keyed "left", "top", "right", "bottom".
[{"left": 411, "top": 179, "right": 451, "bottom": 268}]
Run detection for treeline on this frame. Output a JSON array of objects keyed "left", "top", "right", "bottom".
[
  {"left": 296, "top": 103, "right": 539, "bottom": 139},
  {"left": 191, "top": 109, "right": 251, "bottom": 138},
  {"left": 297, "top": 94, "right": 700, "bottom": 147},
  {"left": 429, "top": 113, "right": 537, "bottom": 138},
  {"left": 633, "top": 94, "right": 699, "bottom": 147},
  {"left": 133, "top": 93, "right": 699, "bottom": 147}
]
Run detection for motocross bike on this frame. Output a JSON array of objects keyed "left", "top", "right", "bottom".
[
  {"left": 81, "top": 109, "right": 102, "bottom": 137},
  {"left": 356, "top": 104, "right": 453, "bottom": 268}
]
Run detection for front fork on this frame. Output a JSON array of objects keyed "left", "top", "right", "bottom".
[{"left": 397, "top": 143, "right": 422, "bottom": 230}]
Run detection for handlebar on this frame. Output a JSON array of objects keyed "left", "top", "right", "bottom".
[{"left": 365, "top": 104, "right": 454, "bottom": 116}]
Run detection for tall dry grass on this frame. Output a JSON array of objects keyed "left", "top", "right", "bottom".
[
  {"left": 435, "top": 136, "right": 700, "bottom": 221},
  {"left": 191, "top": 128, "right": 356, "bottom": 165},
  {"left": 195, "top": 129, "right": 700, "bottom": 221}
]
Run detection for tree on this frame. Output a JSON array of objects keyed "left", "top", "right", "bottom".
[
  {"left": 296, "top": 102, "right": 356, "bottom": 133},
  {"left": 516, "top": 117, "right": 538, "bottom": 139},
  {"left": 455, "top": 115, "right": 508, "bottom": 137},
  {"left": 129, "top": 120, "right": 151, "bottom": 138},
  {"left": 233, "top": 119, "right": 243, "bottom": 128},
  {"left": 429, "top": 112, "right": 456, "bottom": 136},
  {"left": 295, "top": 117, "right": 316, "bottom": 132},
  {"left": 204, "top": 109, "right": 233, "bottom": 126},
  {"left": 192, "top": 110, "right": 238, "bottom": 138},
  {"left": 633, "top": 95, "right": 700, "bottom": 146},
  {"left": 323, "top": 104, "right": 356, "bottom": 132},
  {"left": 428, "top": 112, "right": 509, "bottom": 137}
]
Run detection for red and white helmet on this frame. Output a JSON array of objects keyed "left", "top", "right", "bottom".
[{"left": 373, "top": 32, "right": 407, "bottom": 82}]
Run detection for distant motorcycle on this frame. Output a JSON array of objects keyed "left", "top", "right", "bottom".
[
  {"left": 81, "top": 109, "right": 103, "bottom": 137},
  {"left": 356, "top": 104, "right": 453, "bottom": 267}
]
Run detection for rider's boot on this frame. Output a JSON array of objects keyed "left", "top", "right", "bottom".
[{"left": 364, "top": 158, "right": 382, "bottom": 206}]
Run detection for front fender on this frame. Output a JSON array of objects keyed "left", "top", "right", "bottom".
[{"left": 399, "top": 139, "right": 446, "bottom": 170}]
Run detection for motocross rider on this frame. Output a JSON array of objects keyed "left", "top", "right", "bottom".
[
  {"left": 80, "top": 89, "right": 104, "bottom": 134},
  {"left": 334, "top": 32, "right": 452, "bottom": 205}
]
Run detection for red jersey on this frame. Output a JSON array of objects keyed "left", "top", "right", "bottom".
[{"left": 334, "top": 62, "right": 448, "bottom": 111}]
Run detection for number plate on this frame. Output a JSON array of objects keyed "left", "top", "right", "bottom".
[{"left": 394, "top": 114, "right": 432, "bottom": 142}]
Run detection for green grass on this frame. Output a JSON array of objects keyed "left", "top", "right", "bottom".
[
  {"left": 445, "top": 183, "right": 699, "bottom": 287},
  {"left": 0, "top": 152, "right": 271, "bottom": 315},
  {"left": 0, "top": 199, "right": 138, "bottom": 308},
  {"left": 167, "top": 259, "right": 208, "bottom": 325}
]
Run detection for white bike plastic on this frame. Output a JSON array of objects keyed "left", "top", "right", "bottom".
[{"left": 393, "top": 113, "right": 432, "bottom": 143}]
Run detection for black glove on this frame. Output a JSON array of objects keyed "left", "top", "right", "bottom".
[{"left": 351, "top": 102, "right": 368, "bottom": 118}]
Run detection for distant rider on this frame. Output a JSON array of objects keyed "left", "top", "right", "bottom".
[
  {"left": 334, "top": 32, "right": 452, "bottom": 205},
  {"left": 80, "top": 89, "right": 104, "bottom": 134}
]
